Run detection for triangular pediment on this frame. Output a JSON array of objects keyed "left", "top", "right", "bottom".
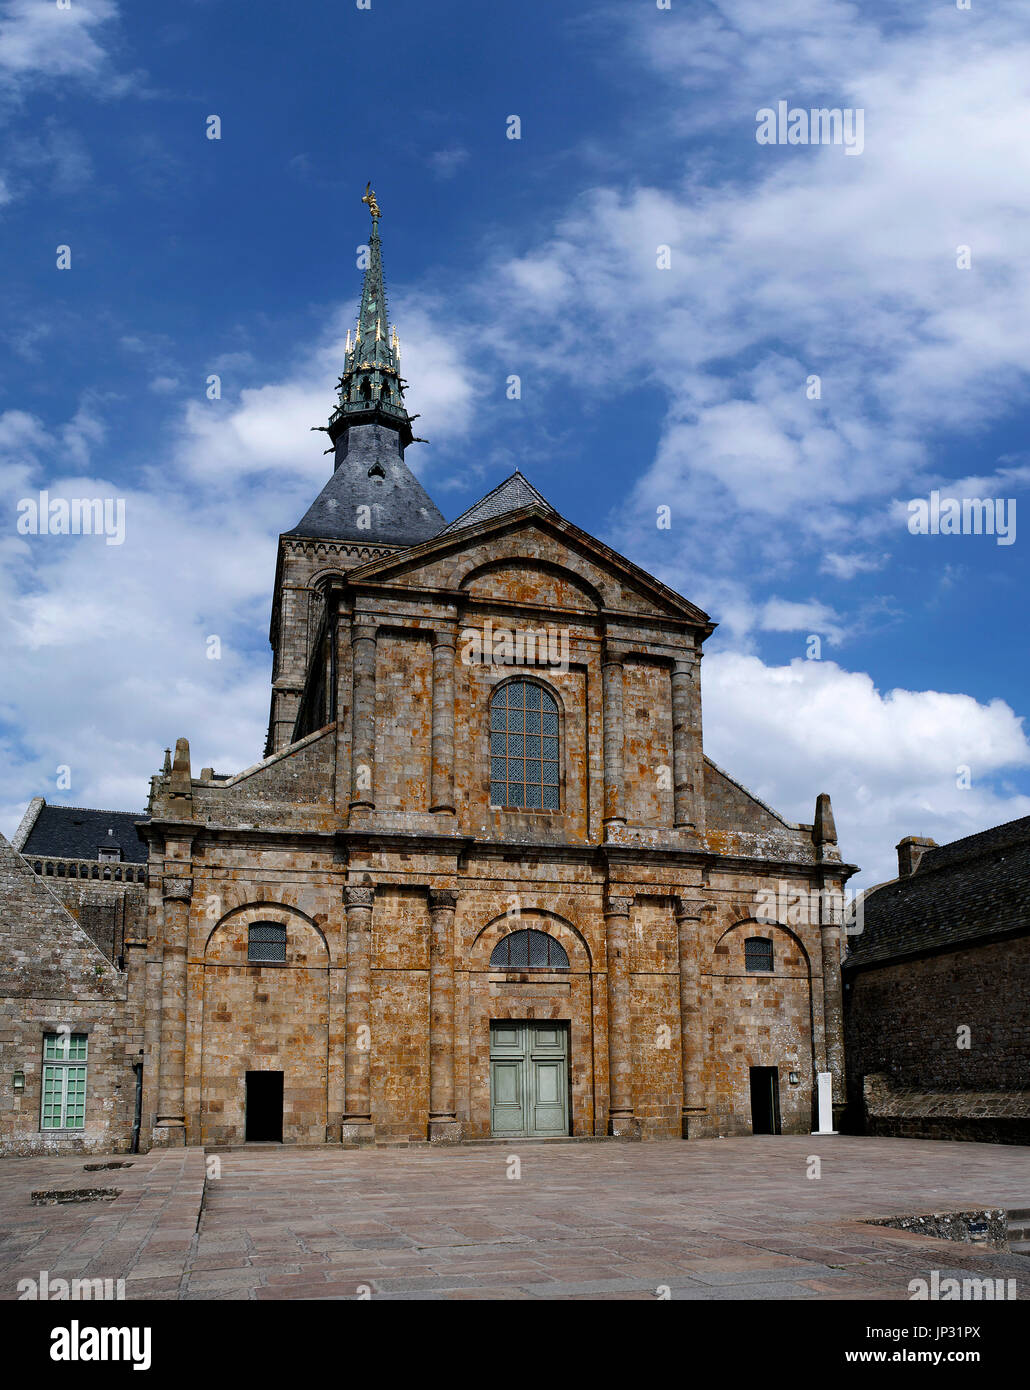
[{"left": 345, "top": 504, "right": 713, "bottom": 629}]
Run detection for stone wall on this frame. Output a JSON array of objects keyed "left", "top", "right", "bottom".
[
  {"left": 5, "top": 512, "right": 851, "bottom": 1152},
  {"left": 845, "top": 936, "right": 1030, "bottom": 1092},
  {"left": 0, "top": 835, "right": 144, "bottom": 1156}
]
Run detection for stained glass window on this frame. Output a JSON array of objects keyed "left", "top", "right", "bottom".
[{"left": 489, "top": 682, "right": 560, "bottom": 809}]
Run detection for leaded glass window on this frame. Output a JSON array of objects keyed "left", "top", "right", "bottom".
[
  {"left": 490, "top": 929, "right": 570, "bottom": 969},
  {"left": 489, "top": 682, "right": 560, "bottom": 809},
  {"left": 248, "top": 922, "right": 287, "bottom": 963},
  {"left": 41, "top": 1032, "right": 88, "bottom": 1130},
  {"left": 745, "top": 937, "right": 774, "bottom": 972}
]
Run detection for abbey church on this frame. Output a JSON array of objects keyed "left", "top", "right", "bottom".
[{"left": 0, "top": 195, "right": 855, "bottom": 1154}]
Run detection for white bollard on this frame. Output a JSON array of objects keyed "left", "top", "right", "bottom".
[{"left": 812, "top": 1071, "right": 837, "bottom": 1135}]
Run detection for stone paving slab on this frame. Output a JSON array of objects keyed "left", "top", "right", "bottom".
[
  {"left": 1, "top": 1136, "right": 1028, "bottom": 1300},
  {"left": 0, "top": 1146, "right": 206, "bottom": 1300}
]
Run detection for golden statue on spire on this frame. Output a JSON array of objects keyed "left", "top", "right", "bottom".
[{"left": 362, "top": 181, "right": 382, "bottom": 219}]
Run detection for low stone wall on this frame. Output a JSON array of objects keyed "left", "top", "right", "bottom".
[{"left": 861, "top": 1073, "right": 1030, "bottom": 1146}]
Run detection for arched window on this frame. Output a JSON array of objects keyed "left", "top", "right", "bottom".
[
  {"left": 745, "top": 937, "right": 773, "bottom": 973},
  {"left": 248, "top": 922, "right": 286, "bottom": 963},
  {"left": 489, "top": 681, "right": 560, "bottom": 809},
  {"left": 490, "top": 929, "right": 569, "bottom": 970}
]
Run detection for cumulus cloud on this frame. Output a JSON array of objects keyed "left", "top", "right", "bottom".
[{"left": 703, "top": 652, "right": 1030, "bottom": 887}]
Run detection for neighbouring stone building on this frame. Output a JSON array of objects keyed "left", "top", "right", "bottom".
[
  {"left": 844, "top": 819, "right": 1030, "bottom": 1145},
  {"left": 0, "top": 195, "right": 857, "bottom": 1155}
]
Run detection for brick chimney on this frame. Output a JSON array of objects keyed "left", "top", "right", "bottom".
[{"left": 896, "top": 835, "right": 937, "bottom": 877}]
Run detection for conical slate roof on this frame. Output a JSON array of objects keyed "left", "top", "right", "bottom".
[
  {"left": 439, "top": 471, "right": 556, "bottom": 534},
  {"left": 287, "top": 422, "right": 445, "bottom": 545}
]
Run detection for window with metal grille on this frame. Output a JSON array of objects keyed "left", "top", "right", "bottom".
[
  {"left": 489, "top": 681, "right": 560, "bottom": 810},
  {"left": 248, "top": 922, "right": 287, "bottom": 963},
  {"left": 41, "top": 1032, "right": 88, "bottom": 1130},
  {"left": 490, "top": 928, "right": 569, "bottom": 970},
  {"left": 745, "top": 937, "right": 774, "bottom": 972}
]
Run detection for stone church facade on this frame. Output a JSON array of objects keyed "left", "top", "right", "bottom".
[{"left": 0, "top": 197, "right": 855, "bottom": 1154}]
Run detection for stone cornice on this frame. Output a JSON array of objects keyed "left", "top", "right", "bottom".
[{"left": 280, "top": 536, "right": 402, "bottom": 563}]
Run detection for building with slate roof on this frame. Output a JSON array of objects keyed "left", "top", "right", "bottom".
[
  {"left": 2, "top": 190, "right": 859, "bottom": 1155},
  {"left": 843, "top": 818, "right": 1030, "bottom": 1143},
  {"left": 17, "top": 799, "right": 149, "bottom": 865}
]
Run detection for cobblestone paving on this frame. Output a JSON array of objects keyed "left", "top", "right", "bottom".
[{"left": 2, "top": 1137, "right": 1028, "bottom": 1300}]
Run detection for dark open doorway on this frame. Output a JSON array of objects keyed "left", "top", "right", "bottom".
[
  {"left": 749, "top": 1066, "right": 781, "bottom": 1135},
  {"left": 245, "top": 1070, "right": 283, "bottom": 1142}
]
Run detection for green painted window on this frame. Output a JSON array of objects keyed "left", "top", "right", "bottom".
[
  {"left": 489, "top": 681, "right": 560, "bottom": 810},
  {"left": 41, "top": 1032, "right": 88, "bottom": 1130}
]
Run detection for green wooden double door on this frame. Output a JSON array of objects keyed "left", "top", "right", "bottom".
[{"left": 489, "top": 1021, "right": 569, "bottom": 1137}]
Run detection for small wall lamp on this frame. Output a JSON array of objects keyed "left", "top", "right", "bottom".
[
  {"left": 13, "top": 1071, "right": 25, "bottom": 1093},
  {"left": 788, "top": 1071, "right": 800, "bottom": 1086}
]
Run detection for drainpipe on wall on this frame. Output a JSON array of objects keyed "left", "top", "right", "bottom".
[{"left": 130, "top": 1054, "right": 143, "bottom": 1154}]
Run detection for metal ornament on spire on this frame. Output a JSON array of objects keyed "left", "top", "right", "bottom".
[
  {"left": 325, "top": 183, "right": 413, "bottom": 448},
  {"left": 362, "top": 181, "right": 382, "bottom": 220}
]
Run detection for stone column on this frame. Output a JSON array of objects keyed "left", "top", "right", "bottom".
[
  {"left": 602, "top": 647, "right": 625, "bottom": 831},
  {"left": 674, "top": 897, "right": 707, "bottom": 1137},
  {"left": 349, "top": 621, "right": 377, "bottom": 816},
  {"left": 154, "top": 875, "right": 192, "bottom": 1145},
  {"left": 342, "top": 885, "right": 375, "bottom": 1143},
  {"left": 428, "top": 890, "right": 461, "bottom": 1142},
  {"left": 604, "top": 895, "right": 637, "bottom": 1137},
  {"left": 430, "top": 628, "right": 457, "bottom": 815},
  {"left": 819, "top": 879, "right": 847, "bottom": 1124},
  {"left": 671, "top": 655, "right": 705, "bottom": 832}
]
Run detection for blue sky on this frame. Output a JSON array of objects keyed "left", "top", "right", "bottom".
[{"left": 2, "top": 0, "right": 1029, "bottom": 886}]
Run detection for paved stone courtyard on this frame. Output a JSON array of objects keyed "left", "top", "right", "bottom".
[{"left": 1, "top": 1137, "right": 1028, "bottom": 1300}]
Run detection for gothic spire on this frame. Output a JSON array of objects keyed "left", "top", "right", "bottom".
[
  {"left": 329, "top": 184, "right": 412, "bottom": 447},
  {"left": 290, "top": 184, "right": 445, "bottom": 547}
]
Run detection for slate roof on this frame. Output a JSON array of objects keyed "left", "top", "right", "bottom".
[
  {"left": 21, "top": 804, "right": 149, "bottom": 864},
  {"left": 287, "top": 424, "right": 446, "bottom": 546},
  {"left": 845, "top": 814, "right": 1030, "bottom": 969},
  {"left": 439, "top": 471, "right": 557, "bottom": 534}
]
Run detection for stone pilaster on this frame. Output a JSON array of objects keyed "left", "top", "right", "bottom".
[
  {"left": 674, "top": 897, "right": 707, "bottom": 1137},
  {"left": 602, "top": 647, "right": 625, "bottom": 831},
  {"left": 819, "top": 879, "right": 847, "bottom": 1123},
  {"left": 349, "top": 621, "right": 377, "bottom": 817},
  {"left": 672, "top": 655, "right": 705, "bottom": 832},
  {"left": 428, "top": 889, "right": 461, "bottom": 1142},
  {"left": 430, "top": 628, "right": 457, "bottom": 815},
  {"left": 342, "top": 884, "right": 375, "bottom": 1143},
  {"left": 604, "top": 894, "right": 638, "bottom": 1137},
  {"left": 153, "top": 874, "right": 192, "bottom": 1146}
]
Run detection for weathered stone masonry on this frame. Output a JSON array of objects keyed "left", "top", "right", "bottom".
[{"left": 1, "top": 201, "right": 856, "bottom": 1153}]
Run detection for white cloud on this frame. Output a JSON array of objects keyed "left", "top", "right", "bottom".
[
  {"left": 0, "top": 292, "right": 487, "bottom": 834},
  {"left": 474, "top": 3, "right": 1030, "bottom": 601},
  {"left": 427, "top": 146, "right": 470, "bottom": 180},
  {"left": 703, "top": 652, "right": 1030, "bottom": 888},
  {"left": 759, "top": 597, "right": 844, "bottom": 646},
  {"left": 0, "top": 0, "right": 123, "bottom": 87}
]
